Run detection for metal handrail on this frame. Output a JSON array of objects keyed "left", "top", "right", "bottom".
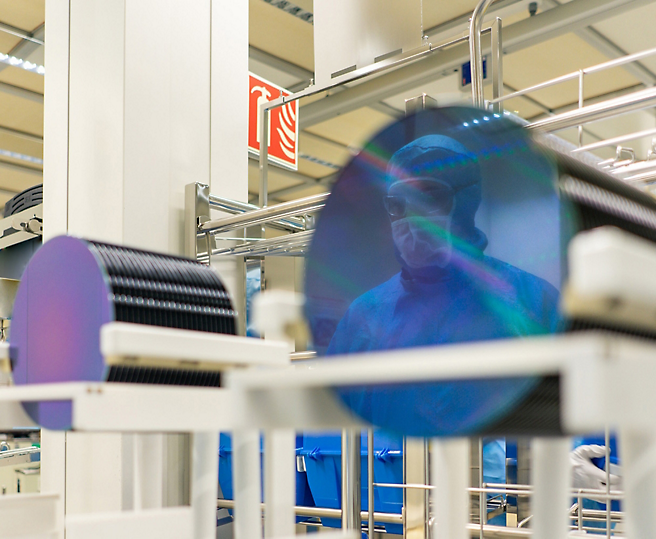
[
  {"left": 571, "top": 127, "right": 656, "bottom": 154},
  {"left": 491, "top": 46, "right": 656, "bottom": 105},
  {"left": 209, "top": 194, "right": 306, "bottom": 232},
  {"left": 201, "top": 193, "right": 328, "bottom": 235},
  {"left": 526, "top": 86, "right": 656, "bottom": 133},
  {"left": 215, "top": 498, "right": 403, "bottom": 524}
]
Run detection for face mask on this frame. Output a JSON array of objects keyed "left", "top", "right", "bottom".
[{"left": 391, "top": 215, "right": 452, "bottom": 269}]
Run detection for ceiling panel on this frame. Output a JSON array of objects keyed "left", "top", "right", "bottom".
[
  {"left": 503, "top": 33, "right": 640, "bottom": 109},
  {"left": 0, "top": 132, "right": 42, "bottom": 159},
  {"left": 0, "top": 164, "right": 41, "bottom": 193},
  {"left": 423, "top": 1, "right": 480, "bottom": 31},
  {"left": 250, "top": 0, "right": 314, "bottom": 72},
  {"left": 0, "top": 0, "right": 44, "bottom": 32},
  {"left": 305, "top": 106, "right": 394, "bottom": 150},
  {"left": 0, "top": 33, "right": 21, "bottom": 54},
  {"left": 592, "top": 3, "right": 656, "bottom": 75},
  {"left": 275, "top": 182, "right": 328, "bottom": 202},
  {"left": 297, "top": 157, "right": 337, "bottom": 179},
  {"left": 0, "top": 93, "right": 43, "bottom": 135},
  {"left": 299, "top": 131, "right": 351, "bottom": 167},
  {"left": 0, "top": 67, "right": 44, "bottom": 94},
  {"left": 247, "top": 159, "right": 304, "bottom": 195}
]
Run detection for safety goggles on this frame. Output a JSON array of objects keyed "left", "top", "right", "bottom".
[{"left": 384, "top": 179, "right": 455, "bottom": 218}]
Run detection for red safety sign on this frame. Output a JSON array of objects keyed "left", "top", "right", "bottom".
[{"left": 248, "top": 73, "right": 299, "bottom": 170}]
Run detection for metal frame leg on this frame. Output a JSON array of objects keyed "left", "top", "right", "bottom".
[
  {"left": 191, "top": 432, "right": 219, "bottom": 539},
  {"left": 264, "top": 429, "right": 296, "bottom": 539},
  {"left": 430, "top": 438, "right": 469, "bottom": 539},
  {"left": 532, "top": 437, "right": 570, "bottom": 539},
  {"left": 233, "top": 429, "right": 262, "bottom": 539},
  {"left": 621, "top": 429, "right": 656, "bottom": 539}
]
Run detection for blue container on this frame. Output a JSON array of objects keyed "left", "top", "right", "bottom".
[
  {"left": 301, "top": 432, "right": 403, "bottom": 534},
  {"left": 218, "top": 433, "right": 315, "bottom": 523}
]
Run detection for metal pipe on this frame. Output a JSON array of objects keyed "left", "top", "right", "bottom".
[
  {"left": 572, "top": 127, "right": 656, "bottom": 153},
  {"left": 489, "top": 71, "right": 580, "bottom": 104},
  {"left": 367, "top": 429, "right": 374, "bottom": 538},
  {"left": 585, "top": 45, "right": 656, "bottom": 75},
  {"left": 211, "top": 229, "right": 314, "bottom": 257},
  {"left": 465, "top": 523, "right": 531, "bottom": 537},
  {"left": 216, "top": 499, "right": 403, "bottom": 524},
  {"left": 478, "top": 438, "right": 485, "bottom": 539},
  {"left": 201, "top": 193, "right": 328, "bottom": 234},
  {"left": 610, "top": 159, "right": 656, "bottom": 175},
  {"left": 491, "top": 18, "right": 503, "bottom": 114},
  {"left": 341, "top": 429, "right": 362, "bottom": 532},
  {"left": 470, "top": 0, "right": 499, "bottom": 108},
  {"left": 605, "top": 427, "right": 611, "bottom": 538},
  {"left": 491, "top": 45, "right": 656, "bottom": 105},
  {"left": 290, "top": 351, "right": 317, "bottom": 362},
  {"left": 526, "top": 86, "right": 656, "bottom": 132},
  {"left": 209, "top": 195, "right": 305, "bottom": 232}
]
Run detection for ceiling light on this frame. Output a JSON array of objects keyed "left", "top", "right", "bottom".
[{"left": 0, "top": 53, "right": 45, "bottom": 75}]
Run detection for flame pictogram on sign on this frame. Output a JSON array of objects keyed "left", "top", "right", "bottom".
[{"left": 248, "top": 73, "right": 299, "bottom": 170}]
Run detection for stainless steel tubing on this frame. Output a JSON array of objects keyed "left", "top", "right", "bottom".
[
  {"left": 211, "top": 229, "right": 314, "bottom": 257},
  {"left": 341, "top": 429, "right": 362, "bottom": 531},
  {"left": 208, "top": 194, "right": 305, "bottom": 232},
  {"left": 466, "top": 523, "right": 532, "bottom": 537},
  {"left": 367, "top": 429, "right": 374, "bottom": 538},
  {"left": 469, "top": 0, "right": 499, "bottom": 108},
  {"left": 527, "top": 86, "right": 656, "bottom": 133},
  {"left": 571, "top": 127, "right": 656, "bottom": 154},
  {"left": 201, "top": 193, "right": 329, "bottom": 234},
  {"left": 215, "top": 499, "right": 403, "bottom": 524},
  {"left": 290, "top": 350, "right": 317, "bottom": 361}
]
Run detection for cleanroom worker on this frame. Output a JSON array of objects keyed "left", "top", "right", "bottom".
[{"left": 327, "top": 134, "right": 616, "bottom": 514}]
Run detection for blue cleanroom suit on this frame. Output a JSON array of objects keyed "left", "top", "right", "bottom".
[
  {"left": 325, "top": 135, "right": 562, "bottom": 515},
  {"left": 327, "top": 135, "right": 562, "bottom": 436}
]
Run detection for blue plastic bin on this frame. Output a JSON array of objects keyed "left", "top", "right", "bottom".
[
  {"left": 301, "top": 431, "right": 403, "bottom": 534},
  {"left": 218, "top": 433, "right": 315, "bottom": 523}
]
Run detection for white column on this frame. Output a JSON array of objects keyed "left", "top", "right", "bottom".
[
  {"left": 430, "top": 438, "right": 469, "bottom": 539},
  {"left": 620, "top": 429, "right": 656, "bottom": 539},
  {"left": 532, "top": 437, "right": 571, "bottom": 539},
  {"left": 192, "top": 432, "right": 220, "bottom": 539},
  {"left": 233, "top": 429, "right": 263, "bottom": 539},
  {"left": 43, "top": 0, "right": 249, "bottom": 530},
  {"left": 264, "top": 429, "right": 296, "bottom": 538}
]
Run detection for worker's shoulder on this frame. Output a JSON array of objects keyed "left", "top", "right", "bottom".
[
  {"left": 347, "top": 272, "right": 403, "bottom": 312},
  {"left": 483, "top": 256, "right": 559, "bottom": 298}
]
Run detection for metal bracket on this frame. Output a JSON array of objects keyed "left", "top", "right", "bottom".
[{"left": 184, "top": 183, "right": 211, "bottom": 264}]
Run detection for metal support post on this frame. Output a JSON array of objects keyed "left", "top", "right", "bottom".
[
  {"left": 191, "top": 432, "right": 219, "bottom": 539},
  {"left": 478, "top": 438, "right": 485, "bottom": 539},
  {"left": 604, "top": 427, "right": 611, "bottom": 537},
  {"left": 470, "top": 0, "right": 499, "bottom": 108},
  {"left": 258, "top": 102, "right": 270, "bottom": 209},
  {"left": 405, "top": 94, "right": 437, "bottom": 115},
  {"left": 341, "top": 429, "right": 362, "bottom": 532},
  {"left": 491, "top": 18, "right": 503, "bottom": 114},
  {"left": 184, "top": 182, "right": 211, "bottom": 264},
  {"left": 233, "top": 429, "right": 263, "bottom": 539},
  {"left": 578, "top": 70, "right": 585, "bottom": 147},
  {"left": 532, "top": 438, "right": 570, "bottom": 539},
  {"left": 430, "top": 438, "right": 468, "bottom": 539},
  {"left": 516, "top": 438, "right": 531, "bottom": 526},
  {"left": 368, "top": 429, "right": 375, "bottom": 538},
  {"left": 264, "top": 429, "right": 296, "bottom": 539}
]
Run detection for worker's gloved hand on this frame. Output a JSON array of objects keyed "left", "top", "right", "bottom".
[{"left": 571, "top": 445, "right": 621, "bottom": 502}]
